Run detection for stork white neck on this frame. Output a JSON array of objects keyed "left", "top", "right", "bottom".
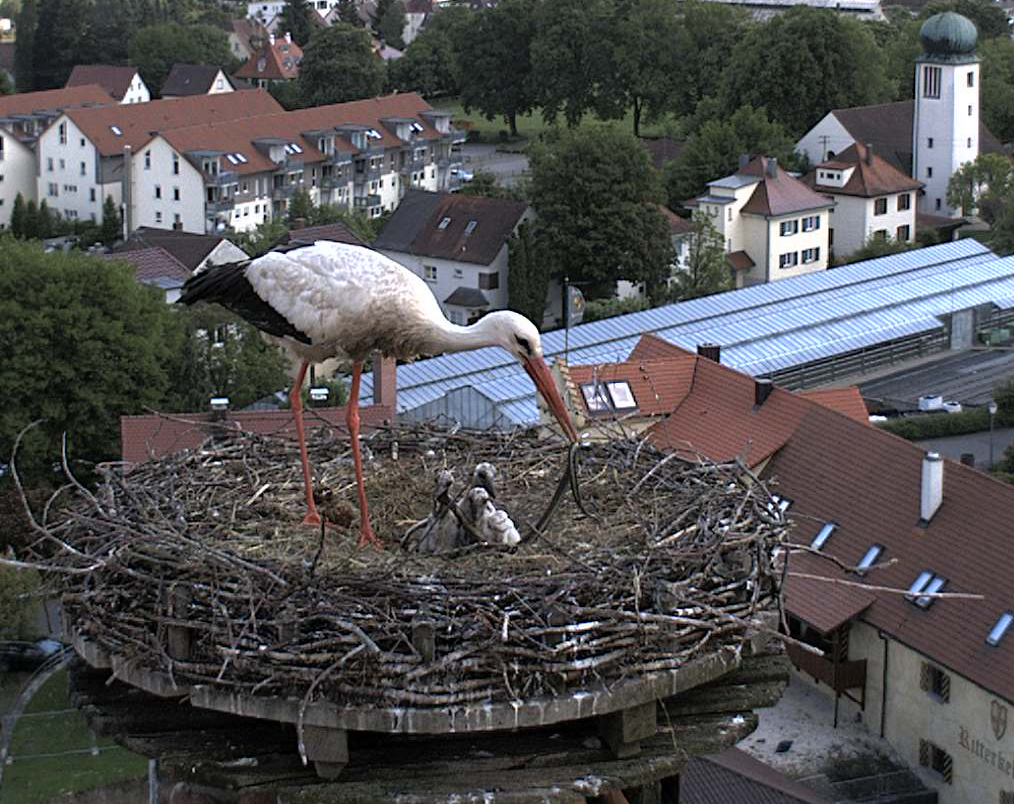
[{"left": 425, "top": 311, "right": 525, "bottom": 358}]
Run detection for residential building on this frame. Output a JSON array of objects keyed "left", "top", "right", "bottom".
[
  {"left": 135, "top": 92, "right": 464, "bottom": 234},
  {"left": 801, "top": 142, "right": 922, "bottom": 260},
  {"left": 225, "top": 18, "right": 268, "bottom": 62},
  {"left": 797, "top": 13, "right": 1000, "bottom": 218},
  {"left": 280, "top": 220, "right": 365, "bottom": 247},
  {"left": 615, "top": 206, "right": 695, "bottom": 302},
  {"left": 374, "top": 189, "right": 530, "bottom": 324},
  {"left": 403, "top": 0, "right": 432, "bottom": 46},
  {"left": 36, "top": 90, "right": 283, "bottom": 230},
  {"left": 0, "top": 42, "right": 15, "bottom": 88},
  {"left": 690, "top": 155, "right": 833, "bottom": 287},
  {"left": 98, "top": 246, "right": 192, "bottom": 302},
  {"left": 114, "top": 226, "right": 249, "bottom": 273},
  {"left": 65, "top": 65, "right": 150, "bottom": 104},
  {"left": 233, "top": 32, "right": 302, "bottom": 89},
  {"left": 702, "top": 0, "right": 883, "bottom": 21},
  {"left": 160, "top": 65, "right": 238, "bottom": 98},
  {"left": 0, "top": 85, "right": 115, "bottom": 229}
]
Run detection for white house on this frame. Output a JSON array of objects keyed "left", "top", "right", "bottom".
[
  {"left": 160, "top": 65, "right": 238, "bottom": 98},
  {"left": 797, "top": 12, "right": 998, "bottom": 219},
  {"left": 690, "top": 155, "right": 833, "bottom": 287},
  {"left": 802, "top": 142, "right": 923, "bottom": 259},
  {"left": 65, "top": 65, "right": 150, "bottom": 104},
  {"left": 374, "top": 189, "right": 531, "bottom": 324},
  {"left": 0, "top": 85, "right": 115, "bottom": 229},
  {"left": 35, "top": 91, "right": 283, "bottom": 231}
]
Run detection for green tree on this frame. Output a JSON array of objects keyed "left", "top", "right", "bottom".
[
  {"left": 669, "top": 216, "right": 732, "bottom": 301},
  {"left": 9, "top": 193, "right": 25, "bottom": 239},
  {"left": 377, "top": 0, "right": 406, "bottom": 49},
  {"left": 231, "top": 219, "right": 291, "bottom": 257},
  {"left": 663, "top": 105, "right": 797, "bottom": 210},
  {"left": 0, "top": 242, "right": 179, "bottom": 481},
  {"left": 268, "top": 80, "right": 305, "bottom": 111},
  {"left": 717, "top": 7, "right": 891, "bottom": 136},
  {"left": 456, "top": 0, "right": 539, "bottom": 138},
  {"left": 456, "top": 171, "right": 527, "bottom": 202},
  {"left": 0, "top": 565, "right": 41, "bottom": 640},
  {"left": 946, "top": 153, "right": 1014, "bottom": 222},
  {"left": 387, "top": 12, "right": 463, "bottom": 97},
  {"left": 162, "top": 306, "right": 290, "bottom": 413},
  {"left": 920, "top": 0, "right": 1009, "bottom": 39},
  {"left": 287, "top": 187, "right": 314, "bottom": 223},
  {"left": 986, "top": 194, "right": 1014, "bottom": 255},
  {"left": 297, "top": 23, "right": 384, "bottom": 106},
  {"left": 530, "top": 0, "right": 612, "bottom": 128},
  {"left": 14, "top": 0, "right": 36, "bottom": 91},
  {"left": 670, "top": 2, "right": 752, "bottom": 118},
  {"left": 582, "top": 295, "right": 650, "bottom": 323},
  {"left": 529, "top": 124, "right": 673, "bottom": 301},
  {"left": 333, "top": 0, "right": 361, "bottom": 26},
  {"left": 32, "top": 0, "right": 92, "bottom": 89},
  {"left": 841, "top": 235, "right": 915, "bottom": 264},
  {"left": 506, "top": 221, "right": 547, "bottom": 327},
  {"left": 0, "top": 71, "right": 12, "bottom": 96},
  {"left": 35, "top": 199, "right": 54, "bottom": 239},
  {"left": 279, "top": 0, "right": 315, "bottom": 46},
  {"left": 128, "top": 22, "right": 232, "bottom": 96},
  {"left": 100, "top": 195, "right": 123, "bottom": 246},
  {"left": 980, "top": 38, "right": 1014, "bottom": 144},
  {"left": 22, "top": 199, "right": 38, "bottom": 240}
]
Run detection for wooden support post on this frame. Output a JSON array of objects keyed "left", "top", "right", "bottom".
[
  {"left": 166, "top": 587, "right": 193, "bottom": 662},
  {"left": 623, "top": 781, "right": 662, "bottom": 804},
  {"left": 302, "top": 725, "right": 348, "bottom": 780},
  {"left": 597, "top": 701, "right": 657, "bottom": 759}
]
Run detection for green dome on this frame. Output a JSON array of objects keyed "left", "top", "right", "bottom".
[{"left": 919, "top": 12, "right": 978, "bottom": 57}]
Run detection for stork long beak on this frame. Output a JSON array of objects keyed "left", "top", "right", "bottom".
[{"left": 523, "top": 357, "right": 579, "bottom": 442}]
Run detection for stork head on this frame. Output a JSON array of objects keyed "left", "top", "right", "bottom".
[{"left": 483, "top": 311, "right": 578, "bottom": 442}]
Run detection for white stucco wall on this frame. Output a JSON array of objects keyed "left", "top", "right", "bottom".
[
  {"left": 829, "top": 192, "right": 916, "bottom": 258},
  {"left": 763, "top": 211, "right": 829, "bottom": 280},
  {"left": 913, "top": 60, "right": 980, "bottom": 216},
  {"left": 797, "top": 113, "right": 857, "bottom": 168},
  {"left": 131, "top": 137, "right": 207, "bottom": 234},
  {"left": 805, "top": 620, "right": 1014, "bottom": 804},
  {"left": 36, "top": 116, "right": 105, "bottom": 224},
  {"left": 122, "top": 73, "right": 150, "bottom": 104},
  {"left": 0, "top": 131, "right": 38, "bottom": 230}
]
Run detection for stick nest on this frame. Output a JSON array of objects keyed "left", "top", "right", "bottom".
[{"left": 29, "top": 420, "right": 790, "bottom": 710}]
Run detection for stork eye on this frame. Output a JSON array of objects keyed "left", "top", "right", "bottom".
[{"left": 514, "top": 336, "right": 532, "bottom": 355}]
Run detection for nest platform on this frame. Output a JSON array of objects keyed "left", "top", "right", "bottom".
[{"left": 26, "top": 422, "right": 791, "bottom": 802}]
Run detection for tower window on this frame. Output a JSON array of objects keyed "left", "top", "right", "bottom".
[
  {"left": 967, "top": 71, "right": 975, "bottom": 87},
  {"left": 923, "top": 66, "right": 941, "bottom": 99},
  {"left": 936, "top": 198, "right": 942, "bottom": 210},
  {"left": 927, "top": 167, "right": 933, "bottom": 179},
  {"left": 968, "top": 137, "right": 972, "bottom": 148},
  {"left": 969, "top": 105, "right": 974, "bottom": 116},
  {"left": 927, "top": 137, "right": 934, "bottom": 149}
]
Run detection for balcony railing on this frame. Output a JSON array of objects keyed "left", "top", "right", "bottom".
[
  {"left": 786, "top": 643, "right": 867, "bottom": 693},
  {"left": 205, "top": 197, "right": 234, "bottom": 213},
  {"left": 399, "top": 157, "right": 427, "bottom": 174},
  {"left": 272, "top": 183, "right": 298, "bottom": 200},
  {"left": 207, "top": 170, "right": 238, "bottom": 186},
  {"left": 353, "top": 194, "right": 381, "bottom": 208}
]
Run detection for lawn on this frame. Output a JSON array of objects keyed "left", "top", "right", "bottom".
[
  {"left": 0, "top": 669, "right": 148, "bottom": 804},
  {"left": 431, "top": 97, "right": 678, "bottom": 145}
]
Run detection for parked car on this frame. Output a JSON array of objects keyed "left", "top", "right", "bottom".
[{"left": 0, "top": 638, "right": 64, "bottom": 671}]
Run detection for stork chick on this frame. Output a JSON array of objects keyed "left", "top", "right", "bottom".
[
  {"left": 461, "top": 487, "right": 521, "bottom": 546},
  {"left": 404, "top": 469, "right": 462, "bottom": 554},
  {"left": 471, "top": 462, "right": 498, "bottom": 499}
]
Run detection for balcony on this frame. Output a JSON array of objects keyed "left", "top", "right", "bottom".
[
  {"left": 272, "top": 183, "right": 298, "bottom": 200},
  {"left": 353, "top": 165, "right": 384, "bottom": 184},
  {"left": 205, "top": 196, "right": 235, "bottom": 213},
  {"left": 399, "top": 156, "right": 427, "bottom": 174},
  {"left": 207, "top": 170, "right": 238, "bottom": 186},
  {"left": 353, "top": 194, "right": 381, "bottom": 209}
]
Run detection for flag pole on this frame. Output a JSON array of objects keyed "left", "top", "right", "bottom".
[{"left": 563, "top": 275, "right": 570, "bottom": 361}]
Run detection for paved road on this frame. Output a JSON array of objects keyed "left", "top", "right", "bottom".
[{"left": 915, "top": 426, "right": 1014, "bottom": 470}]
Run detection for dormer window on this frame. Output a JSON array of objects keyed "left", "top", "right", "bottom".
[{"left": 580, "top": 381, "right": 637, "bottom": 414}]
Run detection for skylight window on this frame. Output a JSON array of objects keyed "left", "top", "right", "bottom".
[
  {"left": 463, "top": 220, "right": 478, "bottom": 236},
  {"left": 367, "top": 129, "right": 382, "bottom": 139},
  {"left": 225, "top": 154, "right": 239, "bottom": 165},
  {"left": 857, "top": 544, "right": 883, "bottom": 572},
  {"left": 411, "top": 121, "right": 424, "bottom": 133},
  {"left": 579, "top": 381, "right": 637, "bottom": 414},
  {"left": 437, "top": 217, "right": 451, "bottom": 230},
  {"left": 987, "top": 611, "right": 1014, "bottom": 646},
  {"left": 810, "top": 522, "right": 836, "bottom": 550},
  {"left": 908, "top": 570, "right": 946, "bottom": 609},
  {"left": 234, "top": 153, "right": 248, "bottom": 164},
  {"left": 289, "top": 142, "right": 303, "bottom": 154},
  {"left": 110, "top": 125, "right": 122, "bottom": 136}
]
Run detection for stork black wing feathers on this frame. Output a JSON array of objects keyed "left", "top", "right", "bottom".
[{"left": 177, "top": 261, "right": 312, "bottom": 345}]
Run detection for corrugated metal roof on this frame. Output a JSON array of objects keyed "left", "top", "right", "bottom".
[{"left": 362, "top": 240, "right": 1001, "bottom": 426}]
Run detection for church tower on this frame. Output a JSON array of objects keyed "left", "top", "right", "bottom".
[{"left": 912, "top": 12, "right": 980, "bottom": 217}]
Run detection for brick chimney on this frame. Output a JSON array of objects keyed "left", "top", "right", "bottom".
[
  {"left": 765, "top": 158, "right": 778, "bottom": 178},
  {"left": 754, "top": 378, "right": 773, "bottom": 407},
  {"left": 697, "top": 343, "right": 721, "bottom": 363},
  {"left": 865, "top": 142, "right": 874, "bottom": 166},
  {"left": 920, "top": 451, "right": 944, "bottom": 524},
  {"left": 372, "top": 352, "right": 397, "bottom": 410}
]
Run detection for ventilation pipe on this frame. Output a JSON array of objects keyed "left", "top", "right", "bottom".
[
  {"left": 920, "top": 451, "right": 944, "bottom": 524},
  {"left": 696, "top": 343, "right": 721, "bottom": 363},
  {"left": 755, "top": 378, "right": 774, "bottom": 407}
]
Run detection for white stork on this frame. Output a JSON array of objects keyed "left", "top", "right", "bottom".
[{"left": 178, "top": 241, "right": 577, "bottom": 548}]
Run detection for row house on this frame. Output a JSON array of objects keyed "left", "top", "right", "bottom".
[
  {"left": 65, "top": 65, "right": 150, "bottom": 104},
  {"left": 0, "top": 84, "right": 115, "bottom": 229},
  {"left": 131, "top": 93, "right": 465, "bottom": 235},
  {"left": 35, "top": 91, "right": 283, "bottom": 229},
  {"left": 690, "top": 155, "right": 834, "bottom": 287},
  {"left": 802, "top": 142, "right": 923, "bottom": 260}
]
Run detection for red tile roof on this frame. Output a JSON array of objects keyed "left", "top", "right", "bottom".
[
  {"left": 627, "top": 333, "right": 687, "bottom": 362},
  {"left": 234, "top": 36, "right": 303, "bottom": 81},
  {"left": 796, "top": 387, "right": 868, "bottom": 424},
  {"left": 65, "top": 65, "right": 139, "bottom": 100},
  {"left": 98, "top": 247, "right": 190, "bottom": 287},
  {"left": 62, "top": 91, "right": 283, "bottom": 156},
  {"left": 659, "top": 205, "right": 694, "bottom": 236},
  {"left": 0, "top": 85, "right": 114, "bottom": 118},
  {"left": 282, "top": 222, "right": 365, "bottom": 247},
  {"left": 739, "top": 157, "right": 832, "bottom": 218},
  {"left": 802, "top": 142, "right": 922, "bottom": 198},
  {"left": 120, "top": 406, "right": 393, "bottom": 464},
  {"left": 569, "top": 357, "right": 697, "bottom": 417},
  {"left": 726, "top": 250, "right": 755, "bottom": 272}
]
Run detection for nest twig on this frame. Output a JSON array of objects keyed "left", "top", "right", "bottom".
[{"left": 18, "top": 420, "right": 789, "bottom": 709}]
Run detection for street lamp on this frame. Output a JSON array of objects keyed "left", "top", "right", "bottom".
[{"left": 989, "top": 399, "right": 998, "bottom": 468}]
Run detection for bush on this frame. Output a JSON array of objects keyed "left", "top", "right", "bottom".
[{"left": 877, "top": 408, "right": 991, "bottom": 440}]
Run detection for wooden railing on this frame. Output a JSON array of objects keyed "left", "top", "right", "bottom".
[{"left": 786, "top": 643, "right": 866, "bottom": 694}]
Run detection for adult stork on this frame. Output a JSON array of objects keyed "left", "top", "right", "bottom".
[{"left": 177, "top": 241, "right": 577, "bottom": 548}]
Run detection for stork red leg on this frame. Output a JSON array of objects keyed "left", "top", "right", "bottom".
[
  {"left": 347, "top": 362, "right": 380, "bottom": 548},
  {"left": 290, "top": 361, "right": 322, "bottom": 527}
]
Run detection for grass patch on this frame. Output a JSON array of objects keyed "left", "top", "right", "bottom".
[
  {"left": 432, "top": 97, "right": 677, "bottom": 145},
  {"left": 0, "top": 670, "right": 147, "bottom": 804}
]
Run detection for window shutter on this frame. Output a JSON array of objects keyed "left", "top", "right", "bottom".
[
  {"left": 920, "top": 663, "right": 931, "bottom": 692},
  {"left": 941, "top": 750, "right": 953, "bottom": 784},
  {"left": 919, "top": 739, "right": 929, "bottom": 767},
  {"left": 940, "top": 672, "right": 951, "bottom": 703}
]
